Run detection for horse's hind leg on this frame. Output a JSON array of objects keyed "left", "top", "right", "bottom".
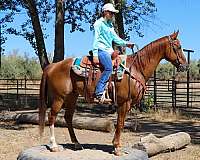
[
  {"left": 48, "top": 97, "right": 64, "bottom": 152},
  {"left": 64, "top": 94, "right": 83, "bottom": 150}
]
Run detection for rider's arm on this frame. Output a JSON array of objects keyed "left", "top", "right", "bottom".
[
  {"left": 111, "top": 28, "right": 127, "bottom": 46},
  {"left": 92, "top": 22, "right": 101, "bottom": 56}
]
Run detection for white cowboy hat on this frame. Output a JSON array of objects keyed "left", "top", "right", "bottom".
[{"left": 102, "top": 3, "right": 119, "bottom": 13}]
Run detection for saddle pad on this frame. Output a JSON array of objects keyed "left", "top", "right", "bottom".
[
  {"left": 72, "top": 57, "right": 90, "bottom": 77},
  {"left": 72, "top": 55, "right": 127, "bottom": 80}
]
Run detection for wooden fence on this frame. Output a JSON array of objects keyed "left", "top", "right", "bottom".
[{"left": 0, "top": 78, "right": 200, "bottom": 111}]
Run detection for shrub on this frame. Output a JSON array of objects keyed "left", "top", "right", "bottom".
[{"left": 0, "top": 52, "right": 42, "bottom": 79}]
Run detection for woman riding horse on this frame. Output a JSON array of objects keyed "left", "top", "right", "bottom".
[{"left": 39, "top": 31, "right": 188, "bottom": 156}]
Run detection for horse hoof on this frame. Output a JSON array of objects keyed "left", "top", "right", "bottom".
[
  {"left": 50, "top": 147, "right": 60, "bottom": 152},
  {"left": 75, "top": 143, "right": 83, "bottom": 150},
  {"left": 114, "top": 147, "right": 122, "bottom": 156}
]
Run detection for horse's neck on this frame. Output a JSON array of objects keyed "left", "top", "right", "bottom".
[{"left": 134, "top": 41, "right": 166, "bottom": 82}]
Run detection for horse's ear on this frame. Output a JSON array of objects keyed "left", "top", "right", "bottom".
[
  {"left": 171, "top": 30, "right": 179, "bottom": 39},
  {"left": 176, "top": 30, "right": 179, "bottom": 36}
]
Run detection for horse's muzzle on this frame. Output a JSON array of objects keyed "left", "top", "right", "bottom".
[{"left": 177, "top": 64, "right": 189, "bottom": 72}]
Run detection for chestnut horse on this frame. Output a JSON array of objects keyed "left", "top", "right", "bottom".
[{"left": 39, "top": 31, "right": 188, "bottom": 155}]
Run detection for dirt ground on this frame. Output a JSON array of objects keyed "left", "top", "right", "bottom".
[{"left": 0, "top": 104, "right": 200, "bottom": 160}]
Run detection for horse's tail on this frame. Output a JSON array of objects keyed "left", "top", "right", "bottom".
[{"left": 39, "top": 70, "right": 48, "bottom": 137}]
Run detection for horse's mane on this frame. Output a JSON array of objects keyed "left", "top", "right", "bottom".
[{"left": 128, "top": 35, "right": 169, "bottom": 70}]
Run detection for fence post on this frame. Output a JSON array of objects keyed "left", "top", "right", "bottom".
[
  {"left": 172, "top": 79, "right": 176, "bottom": 112},
  {"left": 174, "top": 80, "right": 176, "bottom": 111},
  {"left": 25, "top": 76, "right": 27, "bottom": 106},
  {"left": 153, "top": 71, "right": 157, "bottom": 107},
  {"left": 17, "top": 79, "right": 19, "bottom": 100},
  {"left": 0, "top": 24, "right": 2, "bottom": 69},
  {"left": 183, "top": 49, "right": 194, "bottom": 108}
]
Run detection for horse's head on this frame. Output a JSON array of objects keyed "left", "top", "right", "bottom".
[{"left": 165, "top": 31, "right": 188, "bottom": 72}]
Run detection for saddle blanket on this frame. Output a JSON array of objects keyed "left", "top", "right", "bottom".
[{"left": 72, "top": 55, "right": 127, "bottom": 80}]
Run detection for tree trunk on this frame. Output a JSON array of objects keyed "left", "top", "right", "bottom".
[
  {"left": 114, "top": 0, "right": 125, "bottom": 39},
  {"left": 106, "top": 0, "right": 126, "bottom": 53},
  {"left": 23, "top": 0, "right": 49, "bottom": 70},
  {"left": 53, "top": 0, "right": 65, "bottom": 63}
]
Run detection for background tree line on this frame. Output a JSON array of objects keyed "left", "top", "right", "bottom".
[
  {"left": 1, "top": 52, "right": 200, "bottom": 80},
  {"left": 1, "top": 0, "right": 156, "bottom": 70}
]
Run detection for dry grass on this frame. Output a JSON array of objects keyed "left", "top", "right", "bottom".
[
  {"left": 1, "top": 109, "right": 200, "bottom": 160},
  {"left": 143, "top": 109, "right": 200, "bottom": 124}
]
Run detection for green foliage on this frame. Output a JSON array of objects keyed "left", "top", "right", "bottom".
[
  {"left": 1, "top": 0, "right": 157, "bottom": 44},
  {"left": 0, "top": 0, "right": 54, "bottom": 57},
  {"left": 156, "top": 60, "right": 200, "bottom": 80},
  {"left": 122, "top": 0, "right": 157, "bottom": 38},
  {"left": 0, "top": 51, "right": 42, "bottom": 79},
  {"left": 189, "top": 60, "right": 200, "bottom": 80},
  {"left": 87, "top": 0, "right": 157, "bottom": 38},
  {"left": 139, "top": 93, "right": 154, "bottom": 112},
  {"left": 156, "top": 62, "right": 174, "bottom": 79},
  {"left": 144, "top": 92, "right": 154, "bottom": 108}
]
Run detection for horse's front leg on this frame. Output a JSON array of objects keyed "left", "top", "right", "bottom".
[{"left": 112, "top": 101, "right": 130, "bottom": 156}]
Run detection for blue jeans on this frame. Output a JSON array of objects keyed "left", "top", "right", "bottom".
[{"left": 95, "top": 49, "right": 112, "bottom": 96}]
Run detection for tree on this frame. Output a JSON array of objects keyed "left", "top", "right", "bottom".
[
  {"left": 1, "top": 0, "right": 52, "bottom": 69},
  {"left": 53, "top": 0, "right": 65, "bottom": 62},
  {"left": 103, "top": 0, "right": 157, "bottom": 39},
  {"left": 1, "top": 0, "right": 157, "bottom": 69}
]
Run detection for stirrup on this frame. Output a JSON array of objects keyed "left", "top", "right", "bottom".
[
  {"left": 94, "top": 92, "right": 105, "bottom": 104},
  {"left": 94, "top": 92, "right": 112, "bottom": 104},
  {"left": 98, "top": 93, "right": 105, "bottom": 104}
]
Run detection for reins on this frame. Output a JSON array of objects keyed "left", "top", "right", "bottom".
[{"left": 125, "top": 45, "right": 147, "bottom": 103}]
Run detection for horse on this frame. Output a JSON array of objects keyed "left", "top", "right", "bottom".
[{"left": 39, "top": 31, "right": 188, "bottom": 156}]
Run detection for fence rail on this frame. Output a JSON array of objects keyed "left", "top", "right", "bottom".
[
  {"left": 0, "top": 79, "right": 40, "bottom": 110},
  {"left": 0, "top": 78, "right": 200, "bottom": 111},
  {"left": 145, "top": 79, "right": 200, "bottom": 109}
]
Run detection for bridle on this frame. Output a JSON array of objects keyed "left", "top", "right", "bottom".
[
  {"left": 168, "top": 36, "right": 188, "bottom": 72},
  {"left": 168, "top": 36, "right": 182, "bottom": 68}
]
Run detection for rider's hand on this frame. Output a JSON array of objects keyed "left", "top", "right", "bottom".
[{"left": 126, "top": 43, "right": 134, "bottom": 49}]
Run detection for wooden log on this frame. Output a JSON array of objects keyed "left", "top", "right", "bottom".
[
  {"left": 3, "top": 112, "right": 115, "bottom": 133},
  {"left": 133, "top": 132, "right": 191, "bottom": 157},
  {"left": 56, "top": 115, "right": 115, "bottom": 132}
]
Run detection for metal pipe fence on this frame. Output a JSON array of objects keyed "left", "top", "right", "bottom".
[
  {"left": 0, "top": 79, "right": 40, "bottom": 110},
  {"left": 0, "top": 78, "right": 200, "bottom": 111}
]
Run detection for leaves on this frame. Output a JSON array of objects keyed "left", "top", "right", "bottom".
[
  {"left": 123, "top": 0, "right": 157, "bottom": 38},
  {"left": 1, "top": 0, "right": 157, "bottom": 67},
  {"left": 0, "top": 51, "right": 41, "bottom": 79}
]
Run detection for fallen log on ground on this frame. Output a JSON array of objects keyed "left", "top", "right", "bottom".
[
  {"left": 133, "top": 132, "right": 191, "bottom": 157},
  {"left": 0, "top": 111, "right": 115, "bottom": 133}
]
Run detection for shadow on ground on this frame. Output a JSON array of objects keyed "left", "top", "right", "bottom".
[
  {"left": 45, "top": 143, "right": 114, "bottom": 154},
  {"left": 125, "top": 116, "right": 200, "bottom": 145}
]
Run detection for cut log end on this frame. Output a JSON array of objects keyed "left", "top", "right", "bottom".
[{"left": 133, "top": 132, "right": 191, "bottom": 157}]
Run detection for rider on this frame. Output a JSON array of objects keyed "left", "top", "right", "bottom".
[{"left": 93, "top": 3, "right": 134, "bottom": 100}]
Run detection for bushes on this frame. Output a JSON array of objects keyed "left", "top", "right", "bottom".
[
  {"left": 0, "top": 52, "right": 42, "bottom": 79},
  {"left": 156, "top": 60, "right": 200, "bottom": 80},
  {"left": 0, "top": 52, "right": 199, "bottom": 80}
]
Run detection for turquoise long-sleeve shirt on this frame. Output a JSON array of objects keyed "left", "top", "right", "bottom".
[{"left": 92, "top": 17, "right": 128, "bottom": 56}]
